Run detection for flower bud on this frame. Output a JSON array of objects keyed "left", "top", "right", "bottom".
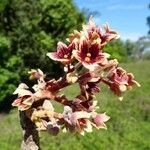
[
  {"left": 47, "top": 123, "right": 60, "bottom": 136},
  {"left": 93, "top": 113, "right": 110, "bottom": 129},
  {"left": 66, "top": 72, "right": 78, "bottom": 83}
]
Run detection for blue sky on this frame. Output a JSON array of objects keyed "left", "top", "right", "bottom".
[{"left": 74, "top": 0, "right": 150, "bottom": 41}]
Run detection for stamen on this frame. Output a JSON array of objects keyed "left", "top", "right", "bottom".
[
  {"left": 85, "top": 53, "right": 91, "bottom": 62},
  {"left": 86, "top": 53, "right": 91, "bottom": 57},
  {"left": 85, "top": 57, "right": 90, "bottom": 62},
  {"left": 64, "top": 55, "right": 68, "bottom": 58}
]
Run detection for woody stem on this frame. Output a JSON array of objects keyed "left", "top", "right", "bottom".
[{"left": 19, "top": 111, "right": 40, "bottom": 150}]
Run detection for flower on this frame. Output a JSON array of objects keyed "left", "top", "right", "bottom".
[
  {"left": 88, "top": 100, "right": 99, "bottom": 112},
  {"left": 66, "top": 72, "right": 78, "bottom": 83},
  {"left": 67, "top": 30, "right": 81, "bottom": 43},
  {"left": 62, "top": 106, "right": 73, "bottom": 125},
  {"left": 47, "top": 122, "right": 60, "bottom": 136},
  {"left": 106, "top": 67, "right": 140, "bottom": 98},
  {"left": 79, "top": 82, "right": 100, "bottom": 100},
  {"left": 42, "top": 100, "right": 54, "bottom": 111},
  {"left": 77, "top": 72, "right": 100, "bottom": 100},
  {"left": 31, "top": 101, "right": 62, "bottom": 132},
  {"left": 12, "top": 95, "right": 34, "bottom": 111},
  {"left": 12, "top": 83, "right": 34, "bottom": 110},
  {"left": 70, "top": 111, "right": 91, "bottom": 125},
  {"left": 47, "top": 42, "right": 74, "bottom": 64},
  {"left": 82, "top": 17, "right": 119, "bottom": 47},
  {"left": 101, "top": 23, "right": 119, "bottom": 45},
  {"left": 13, "top": 83, "right": 32, "bottom": 97},
  {"left": 73, "top": 38, "right": 109, "bottom": 71},
  {"left": 28, "top": 69, "right": 45, "bottom": 80},
  {"left": 92, "top": 113, "right": 110, "bottom": 129},
  {"left": 45, "top": 79, "right": 60, "bottom": 93},
  {"left": 86, "top": 82, "right": 100, "bottom": 94},
  {"left": 63, "top": 106, "right": 93, "bottom": 135},
  {"left": 82, "top": 17, "right": 102, "bottom": 39}
]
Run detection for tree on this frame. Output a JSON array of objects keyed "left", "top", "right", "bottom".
[
  {"left": 0, "top": 35, "right": 21, "bottom": 111},
  {"left": 0, "top": 0, "right": 85, "bottom": 76},
  {"left": 133, "top": 36, "right": 150, "bottom": 59},
  {"left": 124, "top": 40, "right": 136, "bottom": 57}
]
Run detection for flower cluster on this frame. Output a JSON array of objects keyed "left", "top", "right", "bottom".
[{"left": 12, "top": 17, "right": 140, "bottom": 135}]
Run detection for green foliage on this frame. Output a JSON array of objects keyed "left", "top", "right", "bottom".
[
  {"left": 0, "top": 0, "right": 8, "bottom": 12},
  {"left": 0, "top": 68, "right": 19, "bottom": 100},
  {"left": 0, "top": 35, "right": 10, "bottom": 61},
  {"left": 0, "top": 35, "right": 20, "bottom": 110},
  {"left": 124, "top": 39, "right": 136, "bottom": 56},
  {"left": 105, "top": 39, "right": 128, "bottom": 62},
  {"left": 0, "top": 0, "right": 85, "bottom": 73},
  {"left": 0, "top": 61, "right": 149, "bottom": 150}
]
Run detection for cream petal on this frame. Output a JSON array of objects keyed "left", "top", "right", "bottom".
[{"left": 43, "top": 100, "right": 54, "bottom": 112}]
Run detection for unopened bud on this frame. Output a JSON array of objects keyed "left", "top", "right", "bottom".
[
  {"left": 47, "top": 123, "right": 60, "bottom": 136},
  {"left": 66, "top": 72, "right": 78, "bottom": 83}
]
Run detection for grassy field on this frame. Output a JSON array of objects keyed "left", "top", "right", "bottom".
[{"left": 0, "top": 60, "right": 150, "bottom": 150}]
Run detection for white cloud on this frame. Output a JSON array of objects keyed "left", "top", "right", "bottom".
[{"left": 107, "top": 4, "right": 145, "bottom": 10}]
